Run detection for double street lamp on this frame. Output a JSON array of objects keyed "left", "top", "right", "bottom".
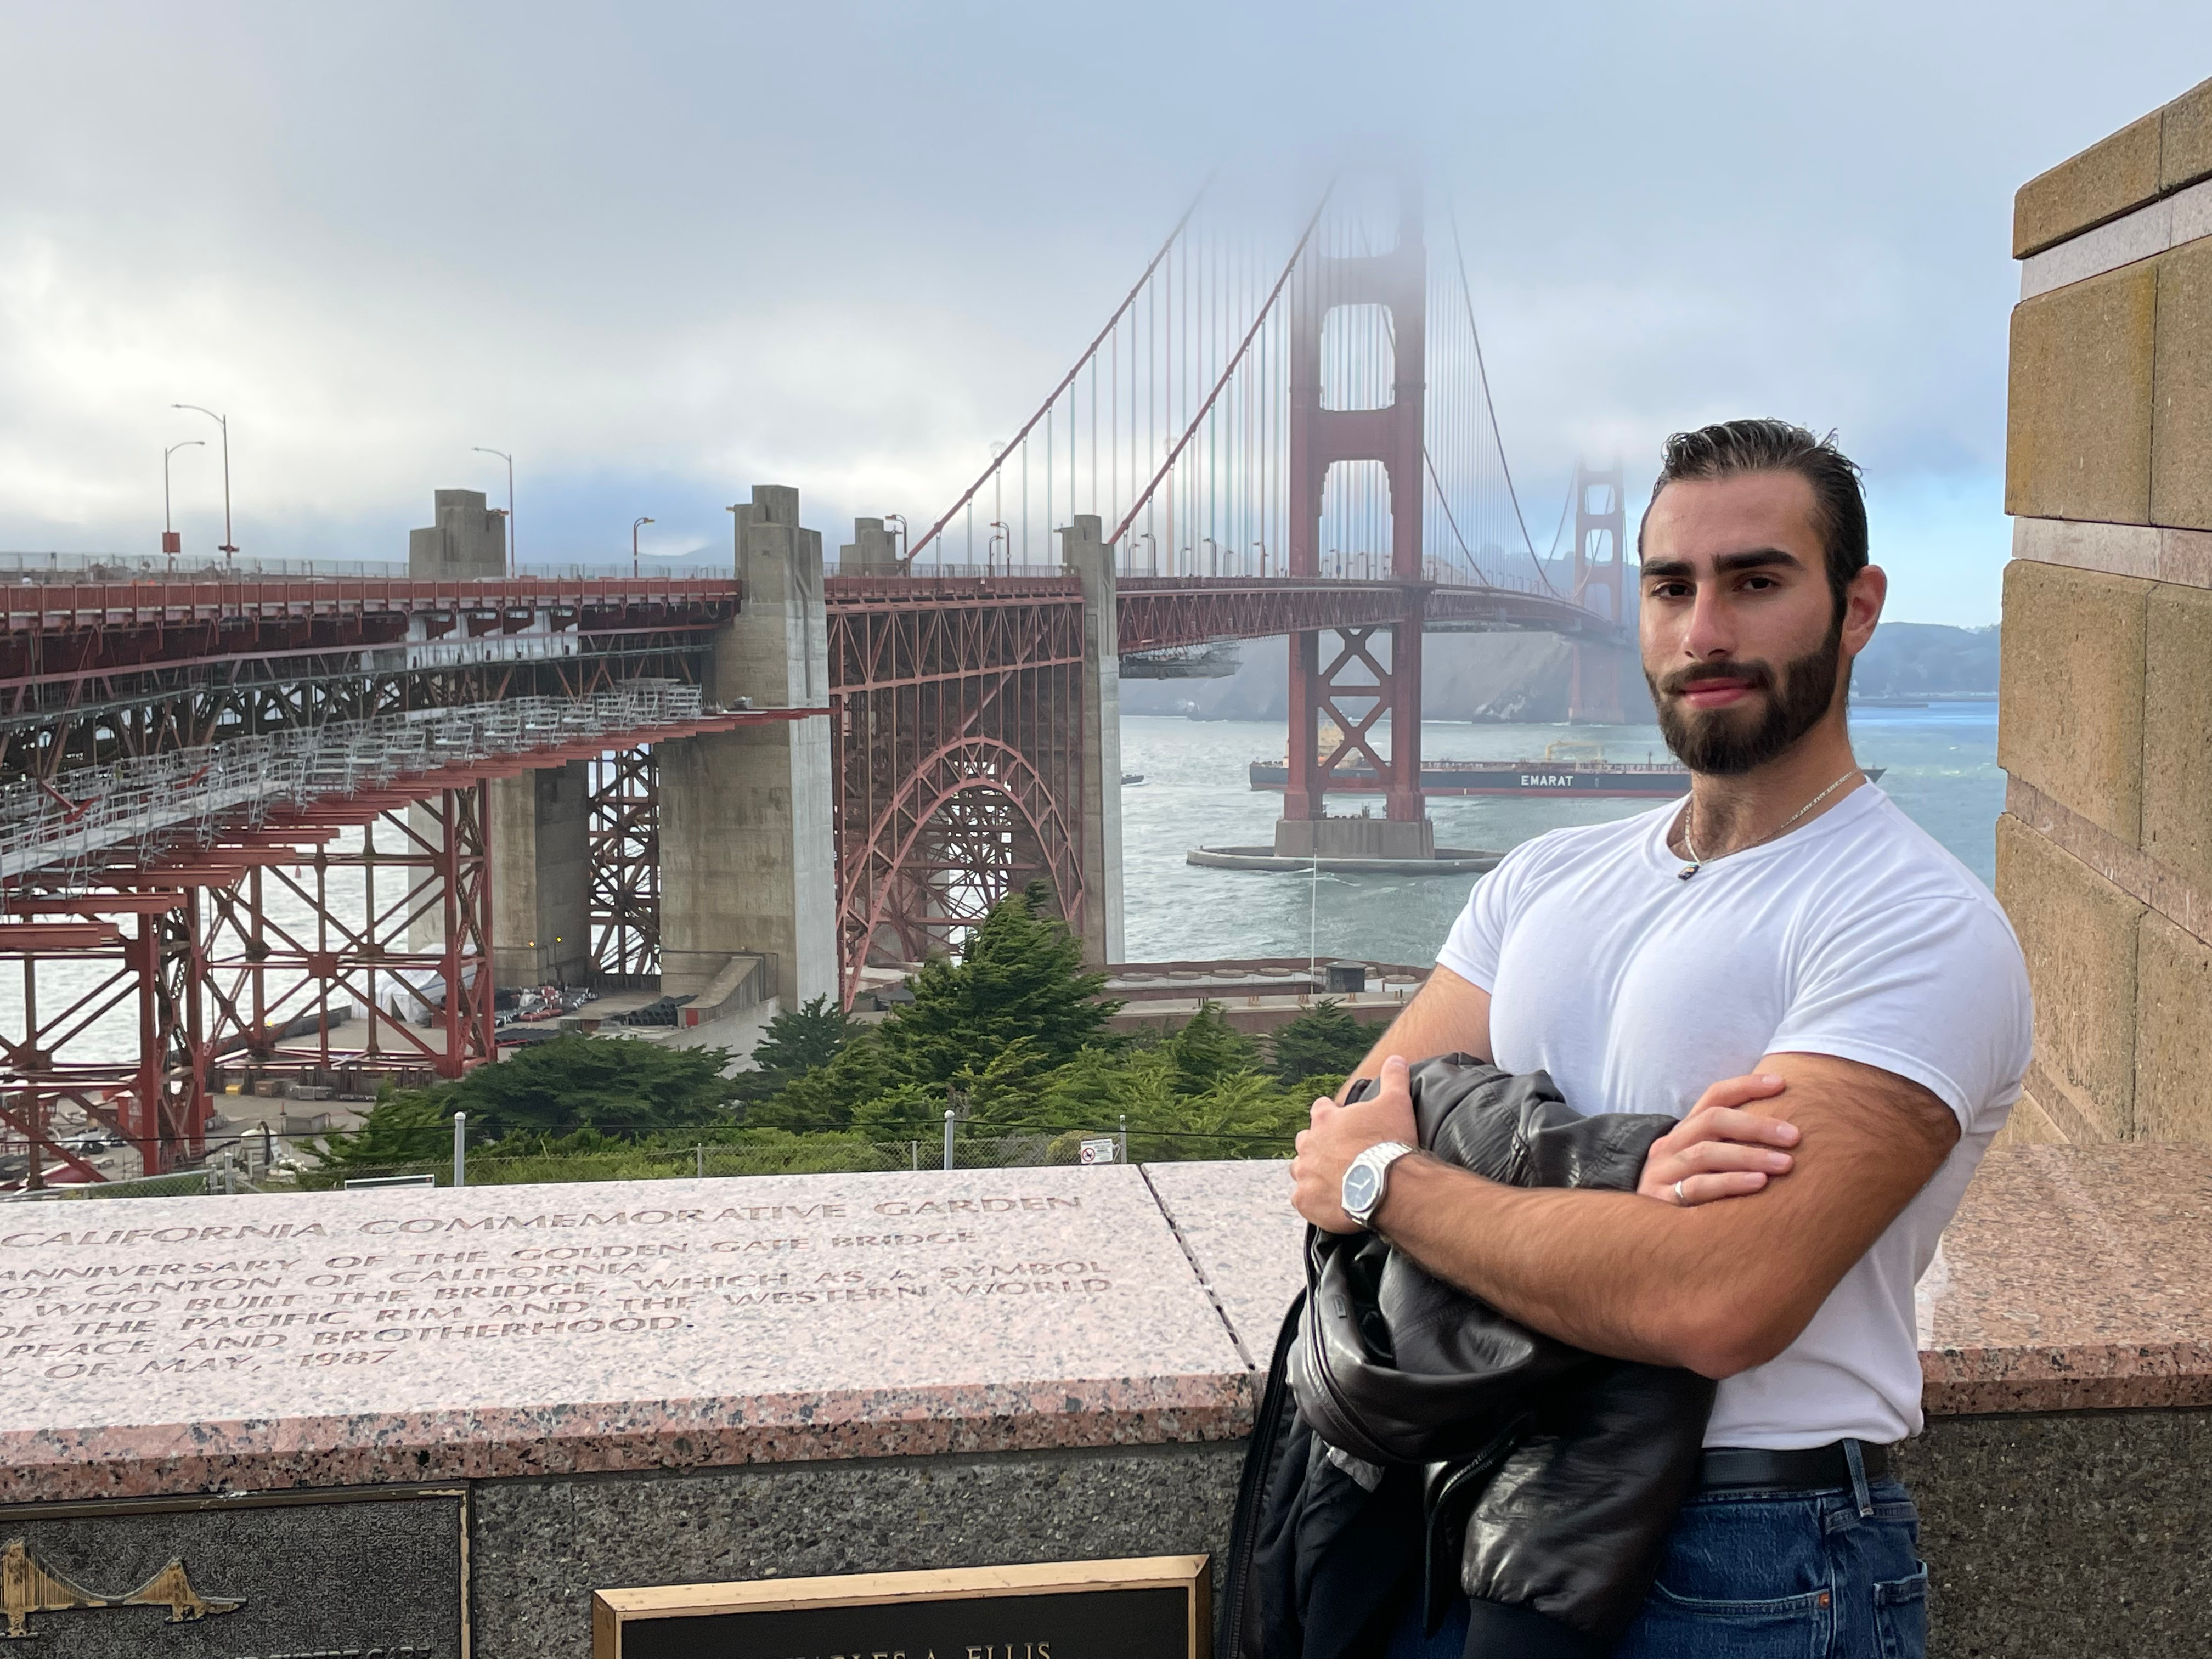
[
  {"left": 171, "top": 404, "right": 236, "bottom": 558},
  {"left": 162, "top": 440, "right": 204, "bottom": 560}
]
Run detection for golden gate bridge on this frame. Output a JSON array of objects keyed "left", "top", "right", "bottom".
[{"left": 0, "top": 176, "right": 1632, "bottom": 1183}]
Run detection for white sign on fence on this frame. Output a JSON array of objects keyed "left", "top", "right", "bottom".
[{"left": 1079, "top": 1138, "right": 1119, "bottom": 1166}]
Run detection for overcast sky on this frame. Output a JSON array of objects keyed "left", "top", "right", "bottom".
[{"left": 3, "top": 3, "right": 2207, "bottom": 624}]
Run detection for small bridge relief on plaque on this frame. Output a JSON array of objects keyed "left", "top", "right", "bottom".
[{"left": 0, "top": 1538, "right": 244, "bottom": 1639}]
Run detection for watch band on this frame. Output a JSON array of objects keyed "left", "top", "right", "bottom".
[{"left": 1342, "top": 1140, "right": 1415, "bottom": 1230}]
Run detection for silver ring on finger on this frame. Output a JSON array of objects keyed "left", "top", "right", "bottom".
[{"left": 1673, "top": 1179, "right": 1688, "bottom": 1206}]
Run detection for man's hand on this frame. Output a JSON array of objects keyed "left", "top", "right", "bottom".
[
  {"left": 1637, "top": 1074, "right": 1798, "bottom": 1207},
  {"left": 1291, "top": 1053, "right": 1418, "bottom": 1233}
]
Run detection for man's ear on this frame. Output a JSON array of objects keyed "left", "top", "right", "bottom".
[{"left": 1842, "top": 565, "right": 1886, "bottom": 659}]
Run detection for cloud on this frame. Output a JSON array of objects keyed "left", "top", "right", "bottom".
[{"left": 1, "top": 0, "right": 2205, "bottom": 618}]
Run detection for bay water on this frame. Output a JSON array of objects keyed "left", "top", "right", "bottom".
[{"left": 1119, "top": 703, "right": 2004, "bottom": 968}]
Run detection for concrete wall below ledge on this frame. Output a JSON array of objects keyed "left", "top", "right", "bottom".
[{"left": 450, "top": 1412, "right": 2212, "bottom": 1659}]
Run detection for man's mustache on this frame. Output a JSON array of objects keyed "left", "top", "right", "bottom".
[{"left": 1656, "top": 659, "right": 1777, "bottom": 699}]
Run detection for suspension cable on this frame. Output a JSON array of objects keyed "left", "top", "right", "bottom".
[
  {"left": 905, "top": 180, "right": 1211, "bottom": 568},
  {"left": 1112, "top": 189, "right": 1331, "bottom": 549},
  {"left": 1448, "top": 205, "right": 1560, "bottom": 597}
]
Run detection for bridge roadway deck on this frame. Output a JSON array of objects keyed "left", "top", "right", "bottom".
[
  {"left": 824, "top": 571, "right": 1621, "bottom": 653},
  {"left": 0, "top": 571, "right": 1621, "bottom": 697},
  {"left": 0, "top": 575, "right": 746, "bottom": 696}
]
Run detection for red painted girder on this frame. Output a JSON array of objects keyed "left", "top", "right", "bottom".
[
  {"left": 0, "top": 574, "right": 743, "bottom": 631},
  {"left": 5, "top": 709, "right": 826, "bottom": 884},
  {"left": 0, "top": 617, "right": 737, "bottom": 701}
]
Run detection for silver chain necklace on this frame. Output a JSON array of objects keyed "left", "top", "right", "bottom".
[{"left": 1675, "top": 768, "right": 1864, "bottom": 882}]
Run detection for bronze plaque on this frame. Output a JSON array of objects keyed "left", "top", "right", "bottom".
[
  {"left": 592, "top": 1555, "right": 1209, "bottom": 1659},
  {"left": 0, "top": 1485, "right": 465, "bottom": 1655}
]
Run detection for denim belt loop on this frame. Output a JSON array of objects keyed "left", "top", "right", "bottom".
[{"left": 1843, "top": 1437, "right": 1874, "bottom": 1517}]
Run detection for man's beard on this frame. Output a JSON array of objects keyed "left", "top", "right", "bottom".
[{"left": 1647, "top": 624, "right": 1845, "bottom": 777}]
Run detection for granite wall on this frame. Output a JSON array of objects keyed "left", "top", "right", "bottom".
[
  {"left": 456, "top": 1418, "right": 2212, "bottom": 1659},
  {"left": 1997, "top": 75, "right": 2212, "bottom": 1147}
]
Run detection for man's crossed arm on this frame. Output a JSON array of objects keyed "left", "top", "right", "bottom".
[{"left": 1294, "top": 965, "right": 1960, "bottom": 1380}]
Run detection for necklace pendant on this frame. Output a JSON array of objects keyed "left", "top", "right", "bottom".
[{"left": 1677, "top": 862, "right": 1700, "bottom": 882}]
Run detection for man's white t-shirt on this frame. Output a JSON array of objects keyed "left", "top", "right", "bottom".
[{"left": 1436, "top": 782, "right": 2032, "bottom": 1449}]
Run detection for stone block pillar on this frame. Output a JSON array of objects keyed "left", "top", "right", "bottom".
[
  {"left": 841, "top": 517, "right": 902, "bottom": 574},
  {"left": 1996, "top": 76, "right": 2212, "bottom": 1146},
  {"left": 408, "top": 489, "right": 506, "bottom": 578},
  {"left": 488, "top": 760, "right": 592, "bottom": 988},
  {"left": 1060, "top": 514, "right": 1125, "bottom": 967},
  {"left": 658, "top": 485, "right": 836, "bottom": 1006}
]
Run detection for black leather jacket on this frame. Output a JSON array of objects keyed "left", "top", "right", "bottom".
[{"left": 1217, "top": 1056, "right": 1715, "bottom": 1659}]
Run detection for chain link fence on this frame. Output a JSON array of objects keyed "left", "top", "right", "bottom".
[
  {"left": 10, "top": 1124, "right": 1293, "bottom": 1200},
  {"left": 291, "top": 1127, "right": 1175, "bottom": 1190},
  {"left": 1, "top": 1160, "right": 254, "bottom": 1202}
]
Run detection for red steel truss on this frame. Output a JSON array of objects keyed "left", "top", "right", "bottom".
[
  {"left": 1284, "top": 623, "right": 1424, "bottom": 822},
  {"left": 0, "top": 574, "right": 740, "bottom": 781},
  {"left": 199, "top": 788, "right": 496, "bottom": 1097},
  {"left": 0, "top": 703, "right": 803, "bottom": 1180},
  {"left": 826, "top": 577, "right": 1087, "bottom": 997},
  {"left": 0, "top": 895, "right": 202, "bottom": 1182},
  {"left": 821, "top": 570, "right": 1616, "bottom": 1003},
  {"left": 588, "top": 746, "right": 661, "bottom": 985},
  {"left": 0, "top": 558, "right": 1626, "bottom": 1173}
]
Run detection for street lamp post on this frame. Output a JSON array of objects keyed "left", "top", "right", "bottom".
[
  {"left": 171, "top": 404, "right": 236, "bottom": 559},
  {"left": 162, "top": 440, "right": 204, "bottom": 562},
  {"left": 472, "top": 448, "right": 514, "bottom": 575},
  {"left": 1252, "top": 540, "right": 1267, "bottom": 578},
  {"left": 633, "top": 516, "right": 654, "bottom": 580},
  {"left": 988, "top": 521, "right": 1010, "bottom": 575},
  {"left": 884, "top": 512, "right": 908, "bottom": 566}
]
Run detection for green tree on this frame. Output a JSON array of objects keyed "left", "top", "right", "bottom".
[
  {"left": 1268, "top": 998, "right": 1384, "bottom": 1087},
  {"left": 751, "top": 995, "right": 860, "bottom": 1074},
  {"left": 874, "top": 889, "right": 1118, "bottom": 1088},
  {"left": 308, "top": 1091, "right": 452, "bottom": 1177},
  {"left": 731, "top": 994, "right": 863, "bottom": 1116},
  {"left": 748, "top": 1032, "right": 893, "bottom": 1134},
  {"left": 1163, "top": 1001, "right": 1260, "bottom": 1096},
  {"left": 376, "top": 1035, "right": 739, "bottom": 1141}
]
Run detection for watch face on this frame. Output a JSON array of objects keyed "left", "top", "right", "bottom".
[{"left": 1341, "top": 1160, "right": 1381, "bottom": 1218}]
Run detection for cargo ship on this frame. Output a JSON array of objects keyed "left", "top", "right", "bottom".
[{"left": 1249, "top": 741, "right": 1882, "bottom": 800}]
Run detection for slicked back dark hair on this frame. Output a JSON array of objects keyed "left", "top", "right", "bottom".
[{"left": 1641, "top": 420, "right": 1869, "bottom": 623}]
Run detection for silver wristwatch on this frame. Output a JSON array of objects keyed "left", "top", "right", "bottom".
[{"left": 1340, "top": 1141, "right": 1415, "bottom": 1231}]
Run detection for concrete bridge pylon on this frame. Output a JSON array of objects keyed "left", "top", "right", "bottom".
[
  {"left": 657, "top": 485, "right": 838, "bottom": 1013},
  {"left": 1061, "top": 515, "right": 1125, "bottom": 967}
]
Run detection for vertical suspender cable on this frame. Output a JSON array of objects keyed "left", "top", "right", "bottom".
[{"left": 903, "top": 186, "right": 1205, "bottom": 566}]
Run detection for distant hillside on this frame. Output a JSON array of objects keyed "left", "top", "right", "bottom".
[
  {"left": 1851, "top": 622, "right": 2000, "bottom": 697},
  {"left": 1119, "top": 622, "right": 1999, "bottom": 724}
]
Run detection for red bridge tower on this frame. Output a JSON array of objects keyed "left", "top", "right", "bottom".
[{"left": 1280, "top": 182, "right": 1432, "bottom": 856}]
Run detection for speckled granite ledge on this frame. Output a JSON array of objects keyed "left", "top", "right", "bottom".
[
  {"left": 4, "top": 1145, "right": 2207, "bottom": 1502},
  {"left": 1149, "top": 1148, "right": 2212, "bottom": 1421},
  {"left": 1918, "top": 1143, "right": 2212, "bottom": 1415},
  {"left": 0, "top": 1164, "right": 1248, "bottom": 1501}
]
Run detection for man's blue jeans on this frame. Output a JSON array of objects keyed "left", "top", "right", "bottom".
[{"left": 1387, "top": 1479, "right": 1928, "bottom": 1657}]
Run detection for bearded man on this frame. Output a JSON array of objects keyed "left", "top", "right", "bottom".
[{"left": 1291, "top": 419, "right": 2030, "bottom": 1659}]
